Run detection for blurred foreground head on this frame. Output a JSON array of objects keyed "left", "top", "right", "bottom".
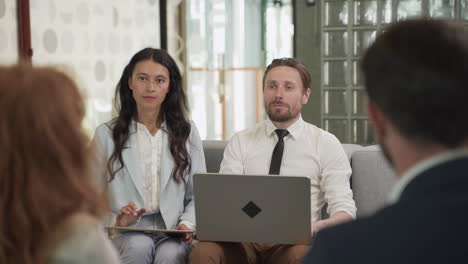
[
  {"left": 363, "top": 19, "right": 468, "bottom": 150},
  {"left": 0, "top": 64, "right": 107, "bottom": 264}
]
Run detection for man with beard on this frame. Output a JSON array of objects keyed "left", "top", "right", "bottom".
[
  {"left": 302, "top": 19, "right": 468, "bottom": 264},
  {"left": 190, "top": 58, "right": 356, "bottom": 264}
]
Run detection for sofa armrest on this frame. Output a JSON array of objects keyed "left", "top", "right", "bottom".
[{"left": 351, "top": 147, "right": 397, "bottom": 218}]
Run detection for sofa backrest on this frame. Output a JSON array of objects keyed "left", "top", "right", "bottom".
[
  {"left": 202, "top": 141, "right": 363, "bottom": 172},
  {"left": 341, "top": 144, "right": 364, "bottom": 160},
  {"left": 203, "top": 140, "right": 227, "bottom": 173},
  {"left": 201, "top": 140, "right": 397, "bottom": 219}
]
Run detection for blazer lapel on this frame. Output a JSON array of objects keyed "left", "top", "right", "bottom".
[
  {"left": 160, "top": 131, "right": 174, "bottom": 191},
  {"left": 122, "top": 125, "right": 145, "bottom": 200}
]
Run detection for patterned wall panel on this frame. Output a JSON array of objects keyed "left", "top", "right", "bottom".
[{"left": 29, "top": 0, "right": 161, "bottom": 135}]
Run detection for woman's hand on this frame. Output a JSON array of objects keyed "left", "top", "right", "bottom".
[
  {"left": 116, "top": 202, "right": 147, "bottom": 227},
  {"left": 175, "top": 224, "right": 193, "bottom": 244}
]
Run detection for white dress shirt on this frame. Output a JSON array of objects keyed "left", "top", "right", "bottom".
[
  {"left": 220, "top": 116, "right": 356, "bottom": 222},
  {"left": 136, "top": 122, "right": 163, "bottom": 214}
]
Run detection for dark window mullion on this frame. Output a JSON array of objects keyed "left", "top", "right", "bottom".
[
  {"left": 346, "top": 0, "right": 353, "bottom": 143},
  {"left": 423, "top": 0, "right": 430, "bottom": 17},
  {"left": 455, "top": 0, "right": 462, "bottom": 20},
  {"left": 392, "top": 0, "right": 398, "bottom": 21},
  {"left": 17, "top": 0, "right": 32, "bottom": 63}
]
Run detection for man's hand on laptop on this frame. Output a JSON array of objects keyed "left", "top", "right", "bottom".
[
  {"left": 175, "top": 224, "right": 193, "bottom": 244},
  {"left": 116, "top": 201, "right": 147, "bottom": 227}
]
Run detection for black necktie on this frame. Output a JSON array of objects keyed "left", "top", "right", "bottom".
[{"left": 269, "top": 129, "right": 289, "bottom": 175}]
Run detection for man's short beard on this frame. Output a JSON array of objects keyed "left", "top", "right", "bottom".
[{"left": 266, "top": 104, "right": 297, "bottom": 122}]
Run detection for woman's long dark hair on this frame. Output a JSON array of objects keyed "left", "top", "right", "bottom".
[{"left": 107, "top": 48, "right": 191, "bottom": 184}]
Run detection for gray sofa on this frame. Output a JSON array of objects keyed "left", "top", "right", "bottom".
[{"left": 202, "top": 140, "right": 397, "bottom": 218}]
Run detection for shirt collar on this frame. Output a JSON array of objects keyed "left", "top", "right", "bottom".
[
  {"left": 265, "top": 115, "right": 304, "bottom": 140},
  {"left": 133, "top": 119, "right": 167, "bottom": 133},
  {"left": 388, "top": 149, "right": 468, "bottom": 204}
]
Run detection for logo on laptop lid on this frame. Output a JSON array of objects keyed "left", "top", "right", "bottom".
[{"left": 242, "top": 201, "right": 262, "bottom": 218}]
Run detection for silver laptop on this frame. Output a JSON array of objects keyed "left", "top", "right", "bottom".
[{"left": 193, "top": 173, "right": 311, "bottom": 245}]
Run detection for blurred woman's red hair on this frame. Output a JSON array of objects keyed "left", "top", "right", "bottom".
[{"left": 0, "top": 63, "right": 108, "bottom": 264}]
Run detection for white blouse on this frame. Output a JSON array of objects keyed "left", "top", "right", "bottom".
[{"left": 136, "top": 122, "right": 164, "bottom": 214}]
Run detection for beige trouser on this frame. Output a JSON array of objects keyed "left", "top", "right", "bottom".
[{"left": 189, "top": 241, "right": 310, "bottom": 264}]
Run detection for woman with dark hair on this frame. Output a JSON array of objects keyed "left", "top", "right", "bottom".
[
  {"left": 0, "top": 64, "right": 120, "bottom": 264},
  {"left": 93, "top": 48, "right": 206, "bottom": 264}
]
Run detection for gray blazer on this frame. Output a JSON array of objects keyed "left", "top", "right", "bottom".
[{"left": 93, "top": 120, "right": 206, "bottom": 229}]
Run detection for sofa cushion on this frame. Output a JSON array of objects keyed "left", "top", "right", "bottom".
[{"left": 351, "top": 146, "right": 397, "bottom": 218}]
